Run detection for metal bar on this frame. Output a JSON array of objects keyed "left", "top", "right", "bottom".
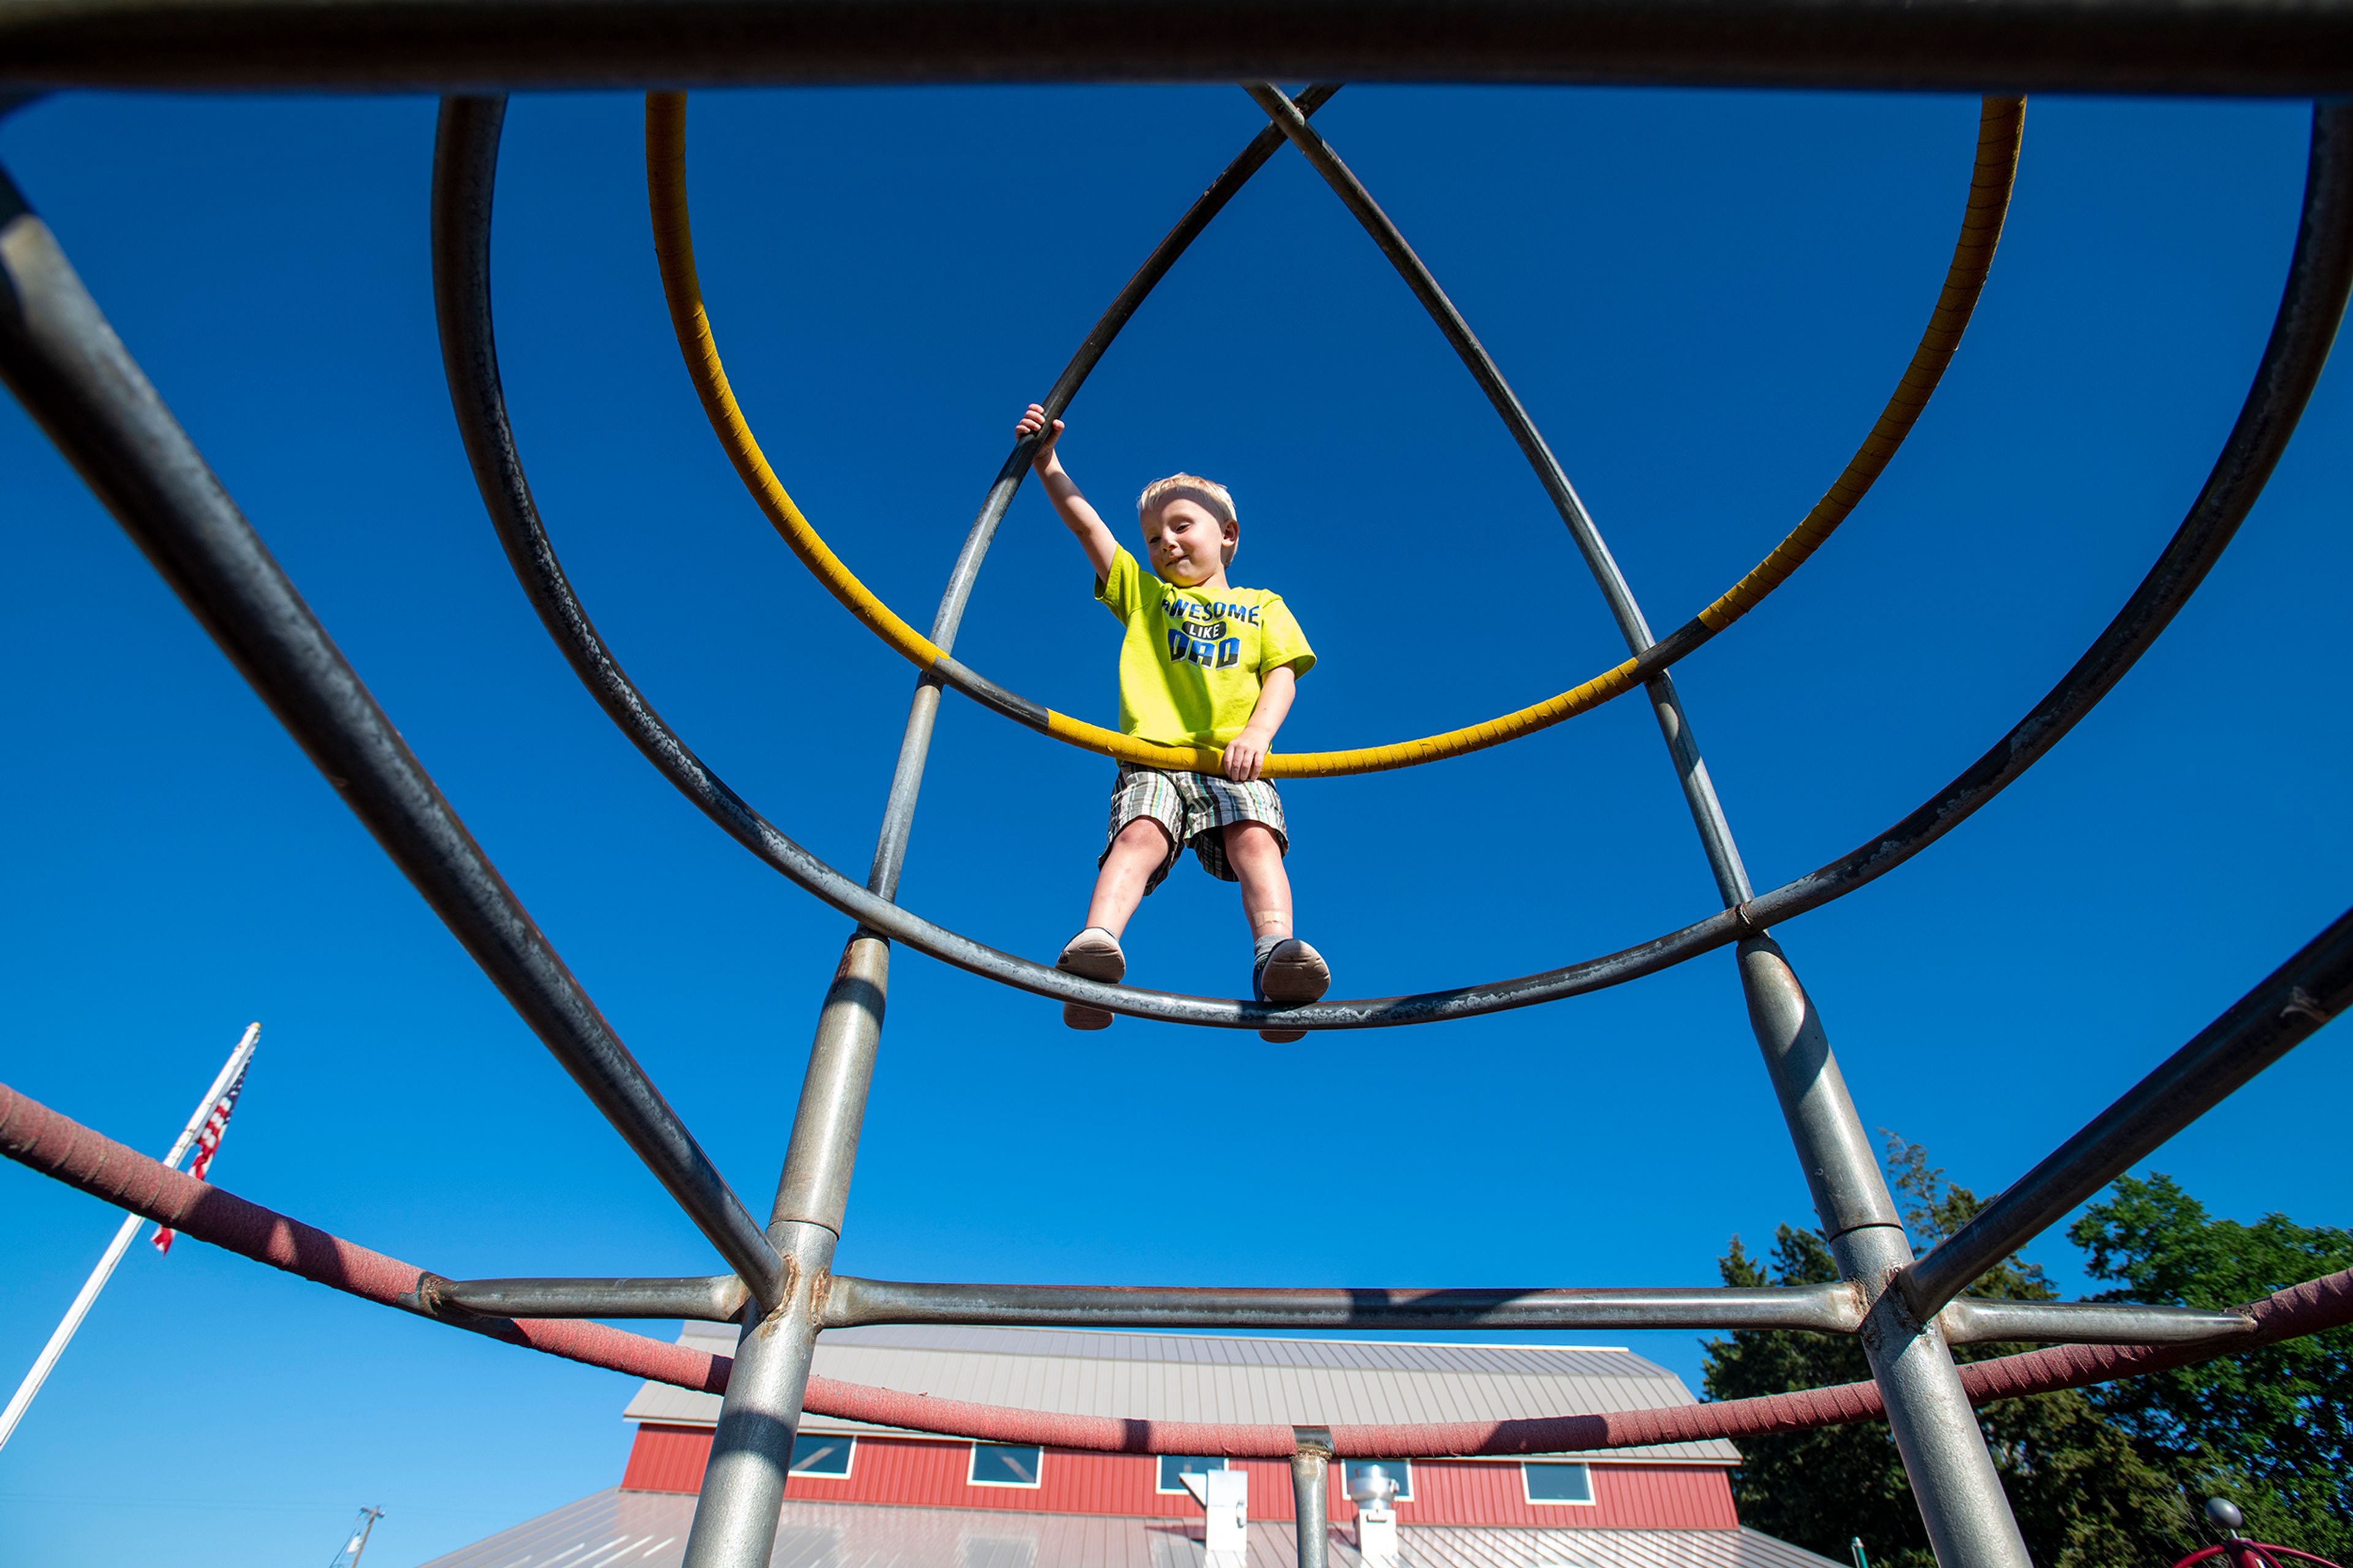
[
  {"left": 1938, "top": 1298, "right": 2256, "bottom": 1347},
  {"left": 823, "top": 1276, "right": 1862, "bottom": 1333},
  {"left": 678, "top": 1220, "right": 832, "bottom": 1568},
  {"left": 1904, "top": 906, "right": 2353, "bottom": 1316},
  {"left": 1740, "top": 936, "right": 2034, "bottom": 1568},
  {"left": 1293, "top": 1429, "right": 1332, "bottom": 1568},
  {"left": 426, "top": 1274, "right": 748, "bottom": 1322},
  {"left": 9, "top": 0, "right": 2353, "bottom": 95},
  {"left": 2, "top": 149, "right": 784, "bottom": 1309}
]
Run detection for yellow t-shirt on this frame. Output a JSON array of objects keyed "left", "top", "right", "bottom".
[{"left": 1096, "top": 547, "right": 1316, "bottom": 750}]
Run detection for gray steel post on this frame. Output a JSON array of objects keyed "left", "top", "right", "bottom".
[
  {"left": 1292, "top": 1429, "right": 1332, "bottom": 1568},
  {"left": 676, "top": 296, "right": 1054, "bottom": 1568},
  {"left": 1740, "top": 937, "right": 2032, "bottom": 1568},
  {"left": 678, "top": 746, "right": 922, "bottom": 1567},
  {"left": 680, "top": 1219, "right": 838, "bottom": 1568}
]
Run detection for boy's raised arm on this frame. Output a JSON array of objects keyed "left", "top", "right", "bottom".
[{"left": 1017, "top": 403, "right": 1120, "bottom": 582}]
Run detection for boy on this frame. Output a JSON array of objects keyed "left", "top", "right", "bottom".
[{"left": 1015, "top": 403, "right": 1330, "bottom": 1042}]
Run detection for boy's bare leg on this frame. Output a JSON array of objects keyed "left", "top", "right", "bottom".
[
  {"left": 1085, "top": 818, "right": 1172, "bottom": 939},
  {"left": 1226, "top": 823, "right": 1328, "bottom": 1042},
  {"left": 1224, "top": 821, "right": 1293, "bottom": 944},
  {"left": 1059, "top": 819, "right": 1170, "bottom": 1030}
]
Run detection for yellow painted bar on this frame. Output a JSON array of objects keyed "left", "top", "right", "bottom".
[{"left": 645, "top": 93, "right": 2020, "bottom": 779}]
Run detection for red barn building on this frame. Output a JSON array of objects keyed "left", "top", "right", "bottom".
[{"left": 420, "top": 1325, "right": 1838, "bottom": 1568}]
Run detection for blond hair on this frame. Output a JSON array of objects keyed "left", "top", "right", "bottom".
[{"left": 1137, "top": 473, "right": 1239, "bottom": 565}]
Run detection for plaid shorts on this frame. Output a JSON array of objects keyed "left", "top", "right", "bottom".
[{"left": 1103, "top": 765, "right": 1289, "bottom": 894}]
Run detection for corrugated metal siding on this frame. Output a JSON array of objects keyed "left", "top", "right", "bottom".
[
  {"left": 417, "top": 1488, "right": 1838, "bottom": 1568},
  {"left": 623, "top": 1425, "right": 715, "bottom": 1494},
  {"left": 623, "top": 1325, "right": 1738, "bottom": 1464},
  {"left": 1410, "top": 1461, "right": 1740, "bottom": 1531},
  {"left": 615, "top": 1431, "right": 1736, "bottom": 1529}
]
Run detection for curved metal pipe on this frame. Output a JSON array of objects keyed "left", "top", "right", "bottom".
[{"left": 442, "top": 103, "right": 2351, "bottom": 1031}]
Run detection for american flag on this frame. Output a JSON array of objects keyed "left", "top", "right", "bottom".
[{"left": 153, "top": 1061, "right": 249, "bottom": 1256}]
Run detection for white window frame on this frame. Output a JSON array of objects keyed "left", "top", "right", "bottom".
[
  {"left": 1520, "top": 1461, "right": 1597, "bottom": 1506},
  {"left": 967, "top": 1442, "right": 1045, "bottom": 1489},
  {"left": 787, "top": 1431, "right": 856, "bottom": 1480},
  {"left": 1154, "top": 1455, "right": 1230, "bottom": 1495},
  {"left": 1339, "top": 1458, "right": 1412, "bottom": 1502}
]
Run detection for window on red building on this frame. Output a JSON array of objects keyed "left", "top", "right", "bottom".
[
  {"left": 1522, "top": 1461, "right": 1594, "bottom": 1504},
  {"left": 1156, "top": 1456, "right": 1227, "bottom": 1493},
  {"left": 969, "top": 1444, "right": 1044, "bottom": 1487},
  {"left": 1340, "top": 1460, "right": 1412, "bottom": 1501},
  {"left": 790, "top": 1434, "right": 854, "bottom": 1477}
]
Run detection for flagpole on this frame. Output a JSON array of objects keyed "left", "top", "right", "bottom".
[{"left": 0, "top": 1021, "right": 260, "bottom": 1453}]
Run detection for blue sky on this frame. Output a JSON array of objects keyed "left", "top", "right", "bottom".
[{"left": 1, "top": 83, "right": 2346, "bottom": 1568}]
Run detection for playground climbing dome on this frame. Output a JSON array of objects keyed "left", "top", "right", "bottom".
[{"left": 4, "top": 12, "right": 2353, "bottom": 1568}]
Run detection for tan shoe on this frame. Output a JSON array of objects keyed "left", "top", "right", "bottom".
[
  {"left": 1056, "top": 927, "right": 1126, "bottom": 1030},
  {"left": 1254, "top": 938, "right": 1330, "bottom": 1043}
]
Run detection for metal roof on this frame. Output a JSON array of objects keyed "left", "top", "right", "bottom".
[
  {"left": 623, "top": 1325, "right": 1740, "bottom": 1464},
  {"left": 415, "top": 1487, "right": 1845, "bottom": 1568}
]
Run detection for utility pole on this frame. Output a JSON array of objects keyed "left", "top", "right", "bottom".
[{"left": 332, "top": 1506, "right": 385, "bottom": 1568}]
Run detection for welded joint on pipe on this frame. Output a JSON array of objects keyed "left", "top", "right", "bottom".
[
  {"left": 1730, "top": 901, "right": 1766, "bottom": 937},
  {"left": 748, "top": 1252, "right": 804, "bottom": 1338},
  {"left": 1838, "top": 1246, "right": 1923, "bottom": 1328},
  {"left": 1293, "top": 1425, "right": 1335, "bottom": 1459},
  {"left": 1824, "top": 1278, "right": 1868, "bottom": 1333},
  {"left": 811, "top": 1265, "right": 834, "bottom": 1333},
  {"left": 408, "top": 1271, "right": 461, "bottom": 1320},
  {"left": 1893, "top": 1261, "right": 1943, "bottom": 1322}
]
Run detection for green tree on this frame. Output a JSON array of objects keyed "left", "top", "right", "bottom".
[
  {"left": 1703, "top": 1140, "right": 2192, "bottom": 1568},
  {"left": 2071, "top": 1174, "right": 2353, "bottom": 1562}
]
